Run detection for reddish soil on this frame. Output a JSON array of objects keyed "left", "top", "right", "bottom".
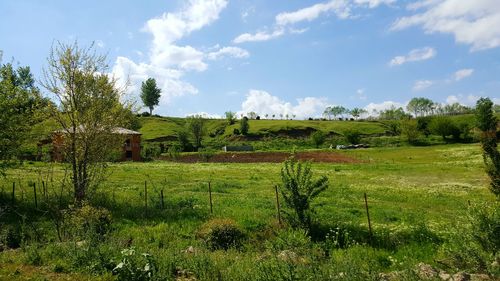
[{"left": 172, "top": 151, "right": 360, "bottom": 163}]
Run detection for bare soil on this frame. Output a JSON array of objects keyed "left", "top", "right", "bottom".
[{"left": 171, "top": 151, "right": 360, "bottom": 163}]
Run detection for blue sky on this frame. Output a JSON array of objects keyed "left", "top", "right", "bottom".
[{"left": 1, "top": 0, "right": 499, "bottom": 118}]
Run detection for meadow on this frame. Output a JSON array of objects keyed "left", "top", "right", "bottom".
[{"left": 0, "top": 143, "right": 497, "bottom": 280}]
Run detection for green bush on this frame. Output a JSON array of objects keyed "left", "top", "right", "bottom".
[
  {"left": 400, "top": 119, "right": 421, "bottom": 144},
  {"left": 63, "top": 203, "right": 112, "bottom": 241},
  {"left": 1, "top": 224, "right": 22, "bottom": 249},
  {"left": 310, "top": 131, "right": 326, "bottom": 148},
  {"left": 240, "top": 117, "right": 249, "bottom": 135},
  {"left": 167, "top": 145, "right": 180, "bottom": 161},
  {"left": 198, "top": 148, "right": 216, "bottom": 162},
  {"left": 343, "top": 130, "right": 361, "bottom": 144},
  {"left": 141, "top": 143, "right": 161, "bottom": 161},
  {"left": 113, "top": 248, "right": 157, "bottom": 281},
  {"left": 197, "top": 218, "right": 245, "bottom": 250},
  {"left": 429, "top": 116, "right": 460, "bottom": 141}
]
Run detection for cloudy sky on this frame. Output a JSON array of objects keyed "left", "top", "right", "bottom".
[{"left": 1, "top": 0, "right": 499, "bottom": 118}]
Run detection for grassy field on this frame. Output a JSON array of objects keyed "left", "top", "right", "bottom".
[{"left": 0, "top": 143, "right": 497, "bottom": 280}]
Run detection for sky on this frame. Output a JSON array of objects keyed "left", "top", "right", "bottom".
[{"left": 1, "top": 0, "right": 499, "bottom": 119}]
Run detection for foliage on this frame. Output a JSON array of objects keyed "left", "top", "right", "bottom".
[
  {"left": 400, "top": 119, "right": 421, "bottom": 144},
  {"left": 41, "top": 41, "right": 132, "bottom": 203},
  {"left": 378, "top": 106, "right": 409, "bottom": 120},
  {"left": 141, "top": 143, "right": 161, "bottom": 161},
  {"left": 186, "top": 115, "right": 206, "bottom": 149},
  {"left": 310, "top": 131, "right": 326, "bottom": 148},
  {"left": 469, "top": 202, "right": 500, "bottom": 255},
  {"left": 0, "top": 62, "right": 47, "bottom": 175},
  {"left": 324, "top": 105, "right": 347, "bottom": 120},
  {"left": 429, "top": 116, "right": 460, "bottom": 141},
  {"left": 343, "top": 129, "right": 361, "bottom": 144},
  {"left": 140, "top": 78, "right": 161, "bottom": 115},
  {"left": 166, "top": 145, "right": 180, "bottom": 160},
  {"left": 197, "top": 218, "right": 245, "bottom": 250},
  {"left": 278, "top": 156, "right": 329, "bottom": 229},
  {"left": 198, "top": 148, "right": 216, "bottom": 162},
  {"left": 62, "top": 203, "right": 113, "bottom": 242},
  {"left": 240, "top": 116, "right": 249, "bottom": 135},
  {"left": 407, "top": 97, "right": 435, "bottom": 117},
  {"left": 113, "top": 248, "right": 157, "bottom": 281},
  {"left": 382, "top": 121, "right": 401, "bottom": 136},
  {"left": 475, "top": 97, "right": 500, "bottom": 197},
  {"left": 176, "top": 129, "right": 193, "bottom": 152},
  {"left": 350, "top": 108, "right": 367, "bottom": 120},
  {"left": 224, "top": 111, "right": 236, "bottom": 125},
  {"left": 416, "top": 116, "right": 432, "bottom": 137}
]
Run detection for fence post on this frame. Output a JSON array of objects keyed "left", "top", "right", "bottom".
[
  {"left": 144, "top": 181, "right": 148, "bottom": 211},
  {"left": 364, "top": 193, "right": 373, "bottom": 243},
  {"left": 33, "top": 183, "right": 38, "bottom": 208},
  {"left": 160, "top": 189, "right": 164, "bottom": 210},
  {"left": 12, "top": 182, "right": 15, "bottom": 204},
  {"left": 208, "top": 181, "right": 213, "bottom": 215},
  {"left": 275, "top": 185, "right": 282, "bottom": 225}
]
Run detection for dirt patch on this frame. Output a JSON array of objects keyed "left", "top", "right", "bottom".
[{"left": 171, "top": 151, "right": 360, "bottom": 163}]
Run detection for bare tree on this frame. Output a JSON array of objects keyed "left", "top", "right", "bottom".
[{"left": 41, "top": 42, "right": 131, "bottom": 203}]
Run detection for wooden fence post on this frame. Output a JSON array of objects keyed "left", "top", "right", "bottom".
[
  {"left": 33, "top": 183, "right": 38, "bottom": 208},
  {"left": 160, "top": 189, "right": 164, "bottom": 210},
  {"left": 364, "top": 193, "right": 372, "bottom": 243},
  {"left": 275, "top": 185, "right": 282, "bottom": 225},
  {"left": 12, "top": 182, "right": 15, "bottom": 204},
  {"left": 208, "top": 181, "right": 213, "bottom": 214}
]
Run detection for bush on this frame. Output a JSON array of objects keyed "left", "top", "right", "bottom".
[
  {"left": 416, "top": 116, "right": 432, "bottom": 137},
  {"left": 240, "top": 117, "right": 249, "bottom": 135},
  {"left": 278, "top": 156, "right": 329, "bottom": 230},
  {"left": 113, "top": 248, "right": 157, "bottom": 281},
  {"left": 400, "top": 119, "right": 421, "bottom": 144},
  {"left": 343, "top": 130, "right": 361, "bottom": 144},
  {"left": 429, "top": 116, "right": 460, "bottom": 141},
  {"left": 63, "top": 203, "right": 112, "bottom": 241},
  {"left": 141, "top": 144, "right": 161, "bottom": 161},
  {"left": 167, "top": 145, "right": 180, "bottom": 161},
  {"left": 197, "top": 218, "right": 245, "bottom": 250},
  {"left": 469, "top": 202, "right": 500, "bottom": 255},
  {"left": 1, "top": 225, "right": 22, "bottom": 249},
  {"left": 310, "top": 131, "right": 326, "bottom": 148},
  {"left": 198, "top": 148, "right": 216, "bottom": 162},
  {"left": 233, "top": 128, "right": 240, "bottom": 135}
]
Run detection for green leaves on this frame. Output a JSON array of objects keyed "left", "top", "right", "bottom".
[{"left": 140, "top": 78, "right": 161, "bottom": 115}]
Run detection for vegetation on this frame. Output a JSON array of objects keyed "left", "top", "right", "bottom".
[
  {"left": 140, "top": 78, "right": 161, "bottom": 115},
  {"left": 240, "top": 116, "right": 249, "bottom": 135},
  {"left": 310, "top": 131, "right": 326, "bottom": 148},
  {"left": 187, "top": 115, "right": 206, "bottom": 149}
]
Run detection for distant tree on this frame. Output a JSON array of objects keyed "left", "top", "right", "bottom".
[
  {"left": 407, "top": 97, "right": 435, "bottom": 117},
  {"left": 400, "top": 119, "right": 420, "bottom": 144},
  {"left": 225, "top": 111, "right": 236, "bottom": 125},
  {"left": 240, "top": 116, "right": 249, "bottom": 135},
  {"left": 278, "top": 156, "right": 328, "bottom": 229},
  {"left": 323, "top": 106, "right": 332, "bottom": 120},
  {"left": 0, "top": 62, "right": 46, "bottom": 174},
  {"left": 442, "top": 103, "right": 470, "bottom": 115},
  {"left": 140, "top": 78, "right": 161, "bottom": 115},
  {"left": 379, "top": 106, "right": 409, "bottom": 120},
  {"left": 272, "top": 114, "right": 276, "bottom": 119},
  {"left": 265, "top": 113, "right": 269, "bottom": 119},
  {"left": 41, "top": 42, "right": 132, "bottom": 203},
  {"left": 476, "top": 97, "right": 500, "bottom": 197},
  {"left": 429, "top": 116, "right": 460, "bottom": 141},
  {"left": 186, "top": 115, "right": 206, "bottom": 149},
  {"left": 285, "top": 114, "right": 289, "bottom": 120},
  {"left": 247, "top": 112, "right": 257, "bottom": 120},
  {"left": 330, "top": 105, "right": 347, "bottom": 120},
  {"left": 310, "top": 131, "right": 326, "bottom": 148},
  {"left": 493, "top": 104, "right": 500, "bottom": 113},
  {"left": 350, "top": 108, "right": 367, "bottom": 120},
  {"left": 292, "top": 114, "right": 296, "bottom": 119},
  {"left": 177, "top": 129, "right": 193, "bottom": 152},
  {"left": 280, "top": 113, "right": 284, "bottom": 120}
]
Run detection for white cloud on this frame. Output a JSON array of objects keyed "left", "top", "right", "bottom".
[
  {"left": 389, "top": 47, "right": 436, "bottom": 66},
  {"left": 233, "top": 29, "right": 285, "bottom": 43},
  {"left": 454, "top": 68, "right": 474, "bottom": 81},
  {"left": 207, "top": 46, "right": 250, "bottom": 60},
  {"left": 445, "top": 94, "right": 481, "bottom": 106},
  {"left": 392, "top": 0, "right": 500, "bottom": 51},
  {"left": 237, "top": 90, "right": 327, "bottom": 119},
  {"left": 413, "top": 80, "right": 434, "bottom": 91},
  {"left": 111, "top": 1, "right": 247, "bottom": 115},
  {"left": 95, "top": 40, "right": 105, "bottom": 48},
  {"left": 364, "top": 101, "right": 406, "bottom": 115},
  {"left": 354, "top": 0, "right": 395, "bottom": 8},
  {"left": 355, "top": 88, "right": 367, "bottom": 100},
  {"left": 275, "top": 0, "right": 351, "bottom": 26}
]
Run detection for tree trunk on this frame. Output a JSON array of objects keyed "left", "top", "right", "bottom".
[{"left": 149, "top": 107, "right": 153, "bottom": 115}]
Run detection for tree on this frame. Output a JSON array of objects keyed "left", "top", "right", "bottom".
[
  {"left": 224, "top": 111, "right": 236, "bottom": 125},
  {"left": 41, "top": 42, "right": 132, "bottom": 203},
  {"left": 247, "top": 112, "right": 257, "bottom": 120},
  {"left": 240, "top": 116, "right": 249, "bottom": 135},
  {"left": 278, "top": 156, "right": 328, "bottom": 229},
  {"left": 429, "top": 116, "right": 460, "bottom": 141},
  {"left": 330, "top": 105, "right": 346, "bottom": 120},
  {"left": 400, "top": 119, "right": 420, "bottom": 144},
  {"left": 310, "top": 131, "right": 326, "bottom": 148},
  {"left": 475, "top": 98, "right": 500, "bottom": 197},
  {"left": 0, "top": 62, "right": 46, "bottom": 175},
  {"left": 379, "top": 106, "right": 409, "bottom": 120},
  {"left": 186, "top": 115, "right": 206, "bottom": 149},
  {"left": 407, "top": 97, "right": 435, "bottom": 117},
  {"left": 140, "top": 78, "right": 161, "bottom": 115},
  {"left": 350, "top": 108, "right": 367, "bottom": 120}
]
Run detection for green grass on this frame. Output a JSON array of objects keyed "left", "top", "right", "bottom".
[{"left": 0, "top": 143, "right": 497, "bottom": 280}]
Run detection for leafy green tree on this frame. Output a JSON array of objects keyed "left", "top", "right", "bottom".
[
  {"left": 224, "top": 111, "right": 236, "bottom": 125},
  {"left": 429, "top": 116, "right": 460, "bottom": 141},
  {"left": 379, "top": 106, "right": 409, "bottom": 120},
  {"left": 310, "top": 131, "right": 326, "bottom": 148},
  {"left": 240, "top": 116, "right": 249, "bottom": 135},
  {"left": 278, "top": 156, "right": 329, "bottom": 229},
  {"left": 330, "top": 105, "right": 347, "bottom": 120},
  {"left": 140, "top": 78, "right": 161, "bottom": 115},
  {"left": 186, "top": 115, "right": 206, "bottom": 149},
  {"left": 41, "top": 42, "right": 132, "bottom": 203},
  {"left": 0, "top": 62, "right": 46, "bottom": 174},
  {"left": 400, "top": 119, "right": 420, "bottom": 144},
  {"left": 407, "top": 97, "right": 435, "bottom": 117},
  {"left": 350, "top": 108, "right": 367, "bottom": 120},
  {"left": 475, "top": 97, "right": 500, "bottom": 197}
]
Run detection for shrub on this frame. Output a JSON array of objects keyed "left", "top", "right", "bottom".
[
  {"left": 382, "top": 121, "right": 401, "bottom": 136},
  {"left": 416, "top": 116, "right": 432, "bottom": 137},
  {"left": 233, "top": 128, "right": 240, "bottom": 135},
  {"left": 278, "top": 157, "right": 329, "bottom": 230},
  {"left": 197, "top": 218, "right": 245, "bottom": 250},
  {"left": 400, "top": 119, "right": 420, "bottom": 144},
  {"left": 310, "top": 131, "right": 326, "bottom": 148},
  {"left": 63, "top": 203, "right": 112, "bottom": 241},
  {"left": 343, "top": 130, "right": 361, "bottom": 144},
  {"left": 469, "top": 202, "right": 500, "bottom": 255},
  {"left": 177, "top": 129, "right": 194, "bottom": 152},
  {"left": 198, "top": 148, "right": 216, "bottom": 162},
  {"left": 167, "top": 145, "right": 180, "bottom": 161},
  {"left": 141, "top": 144, "right": 161, "bottom": 161},
  {"left": 1, "top": 225, "right": 22, "bottom": 249},
  {"left": 429, "top": 116, "right": 460, "bottom": 141},
  {"left": 240, "top": 117, "right": 249, "bottom": 135}
]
